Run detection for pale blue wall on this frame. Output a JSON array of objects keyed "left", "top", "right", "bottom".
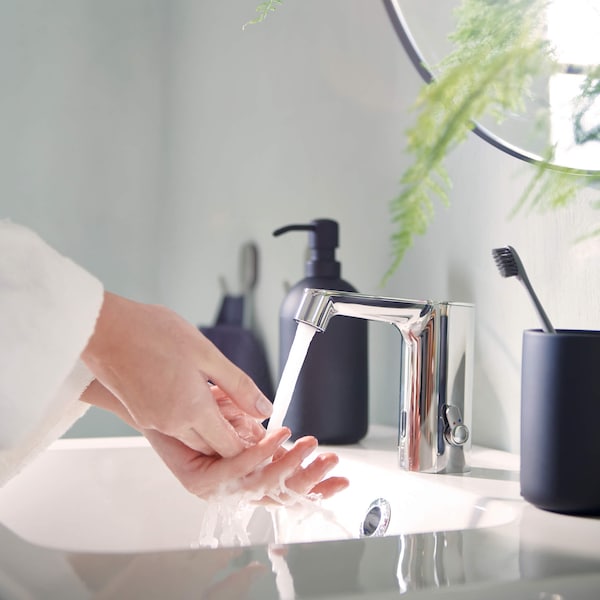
[{"left": 0, "top": 0, "right": 168, "bottom": 436}]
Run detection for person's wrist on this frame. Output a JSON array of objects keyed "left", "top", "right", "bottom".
[{"left": 81, "top": 291, "right": 126, "bottom": 372}]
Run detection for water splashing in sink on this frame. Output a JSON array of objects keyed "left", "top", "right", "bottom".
[{"left": 194, "top": 322, "right": 339, "bottom": 549}]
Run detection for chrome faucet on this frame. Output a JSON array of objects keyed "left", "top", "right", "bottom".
[{"left": 295, "top": 289, "right": 474, "bottom": 474}]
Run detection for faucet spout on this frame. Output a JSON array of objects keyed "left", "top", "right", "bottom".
[
  {"left": 294, "top": 288, "right": 474, "bottom": 474},
  {"left": 295, "top": 289, "right": 434, "bottom": 335}
]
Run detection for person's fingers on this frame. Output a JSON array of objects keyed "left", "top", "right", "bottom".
[
  {"left": 273, "top": 436, "right": 317, "bottom": 467},
  {"left": 308, "top": 477, "right": 350, "bottom": 499},
  {"left": 247, "top": 445, "right": 351, "bottom": 505},
  {"left": 244, "top": 437, "right": 318, "bottom": 495},
  {"left": 256, "top": 452, "right": 347, "bottom": 505},
  {"left": 172, "top": 377, "right": 272, "bottom": 458},
  {"left": 164, "top": 379, "right": 254, "bottom": 458},
  {"left": 201, "top": 349, "right": 273, "bottom": 421},
  {"left": 185, "top": 427, "right": 292, "bottom": 497},
  {"left": 213, "top": 388, "right": 262, "bottom": 424},
  {"left": 272, "top": 446, "right": 288, "bottom": 461},
  {"left": 145, "top": 425, "right": 348, "bottom": 503},
  {"left": 283, "top": 452, "right": 340, "bottom": 496},
  {"left": 227, "top": 413, "right": 266, "bottom": 447},
  {"left": 180, "top": 428, "right": 215, "bottom": 456},
  {"left": 209, "top": 385, "right": 230, "bottom": 403},
  {"left": 177, "top": 401, "right": 246, "bottom": 458},
  {"left": 211, "top": 389, "right": 267, "bottom": 446}
]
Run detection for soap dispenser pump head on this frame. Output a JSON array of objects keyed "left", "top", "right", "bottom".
[{"left": 273, "top": 219, "right": 341, "bottom": 278}]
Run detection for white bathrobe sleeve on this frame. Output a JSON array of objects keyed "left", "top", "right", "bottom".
[{"left": 0, "top": 220, "right": 104, "bottom": 485}]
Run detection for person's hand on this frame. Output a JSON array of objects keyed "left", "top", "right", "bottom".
[
  {"left": 143, "top": 427, "right": 349, "bottom": 502},
  {"left": 81, "top": 380, "right": 349, "bottom": 502},
  {"left": 81, "top": 292, "right": 273, "bottom": 458}
]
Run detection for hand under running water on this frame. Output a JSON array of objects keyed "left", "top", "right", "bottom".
[
  {"left": 81, "top": 292, "right": 276, "bottom": 459},
  {"left": 82, "top": 380, "right": 349, "bottom": 502}
]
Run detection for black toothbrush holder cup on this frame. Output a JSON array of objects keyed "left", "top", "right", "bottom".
[{"left": 520, "top": 329, "right": 600, "bottom": 515}]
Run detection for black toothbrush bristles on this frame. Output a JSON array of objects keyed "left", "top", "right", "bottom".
[
  {"left": 491, "top": 245, "right": 556, "bottom": 334},
  {"left": 491, "top": 246, "right": 520, "bottom": 279}
]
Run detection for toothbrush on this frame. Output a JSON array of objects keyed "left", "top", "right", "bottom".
[{"left": 491, "top": 245, "right": 556, "bottom": 334}]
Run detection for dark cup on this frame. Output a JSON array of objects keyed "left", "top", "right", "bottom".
[{"left": 521, "top": 329, "right": 600, "bottom": 515}]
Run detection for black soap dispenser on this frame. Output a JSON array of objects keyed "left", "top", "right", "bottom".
[{"left": 273, "top": 219, "right": 368, "bottom": 444}]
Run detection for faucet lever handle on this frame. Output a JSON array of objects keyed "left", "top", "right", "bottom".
[{"left": 444, "top": 405, "right": 470, "bottom": 447}]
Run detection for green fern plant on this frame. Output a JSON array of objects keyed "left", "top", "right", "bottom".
[
  {"left": 506, "top": 65, "right": 600, "bottom": 236},
  {"left": 245, "top": 0, "right": 600, "bottom": 277},
  {"left": 574, "top": 65, "right": 600, "bottom": 145},
  {"left": 386, "top": 0, "right": 600, "bottom": 279},
  {"left": 243, "top": 0, "right": 283, "bottom": 29},
  {"left": 385, "top": 0, "right": 554, "bottom": 279}
]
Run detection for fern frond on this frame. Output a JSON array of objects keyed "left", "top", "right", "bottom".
[
  {"left": 243, "top": 0, "right": 283, "bottom": 30},
  {"left": 574, "top": 65, "right": 600, "bottom": 144},
  {"left": 384, "top": 0, "right": 551, "bottom": 281},
  {"left": 385, "top": 0, "right": 554, "bottom": 279},
  {"left": 575, "top": 224, "right": 600, "bottom": 242}
]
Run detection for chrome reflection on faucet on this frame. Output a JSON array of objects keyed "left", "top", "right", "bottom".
[{"left": 295, "top": 289, "right": 474, "bottom": 474}]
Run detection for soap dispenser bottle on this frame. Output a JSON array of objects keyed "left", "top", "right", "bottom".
[{"left": 273, "top": 219, "right": 368, "bottom": 444}]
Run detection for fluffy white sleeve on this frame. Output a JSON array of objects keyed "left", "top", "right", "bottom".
[{"left": 0, "top": 220, "right": 104, "bottom": 485}]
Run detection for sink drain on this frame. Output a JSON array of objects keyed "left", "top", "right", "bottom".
[{"left": 360, "top": 498, "right": 391, "bottom": 538}]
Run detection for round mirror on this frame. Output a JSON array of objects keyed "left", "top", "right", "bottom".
[{"left": 384, "top": 0, "right": 600, "bottom": 174}]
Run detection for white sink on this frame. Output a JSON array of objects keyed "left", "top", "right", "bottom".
[
  {"left": 2, "top": 427, "right": 599, "bottom": 600},
  {"left": 0, "top": 429, "right": 518, "bottom": 553}
]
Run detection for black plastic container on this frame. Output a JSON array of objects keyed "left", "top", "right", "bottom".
[
  {"left": 273, "top": 219, "right": 368, "bottom": 444},
  {"left": 520, "top": 329, "right": 600, "bottom": 515}
]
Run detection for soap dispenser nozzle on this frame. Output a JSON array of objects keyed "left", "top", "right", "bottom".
[{"left": 273, "top": 219, "right": 340, "bottom": 278}]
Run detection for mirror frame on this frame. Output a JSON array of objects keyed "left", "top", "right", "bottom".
[{"left": 382, "top": 0, "right": 599, "bottom": 176}]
